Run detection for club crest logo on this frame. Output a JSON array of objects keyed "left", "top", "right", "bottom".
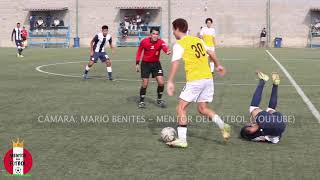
[{"left": 3, "top": 138, "right": 33, "bottom": 176}]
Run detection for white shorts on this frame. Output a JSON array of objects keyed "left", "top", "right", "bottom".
[
  {"left": 249, "top": 106, "right": 260, "bottom": 113},
  {"left": 260, "top": 37, "right": 266, "bottom": 42},
  {"left": 179, "top": 79, "right": 214, "bottom": 103},
  {"left": 207, "top": 46, "right": 215, "bottom": 52}
]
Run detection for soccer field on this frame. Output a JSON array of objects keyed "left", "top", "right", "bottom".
[{"left": 0, "top": 47, "right": 320, "bottom": 180}]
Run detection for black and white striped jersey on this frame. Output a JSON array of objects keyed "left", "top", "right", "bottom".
[
  {"left": 11, "top": 28, "right": 22, "bottom": 41},
  {"left": 92, "top": 33, "right": 112, "bottom": 53}
]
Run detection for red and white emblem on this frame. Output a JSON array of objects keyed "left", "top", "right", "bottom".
[{"left": 3, "top": 138, "right": 33, "bottom": 175}]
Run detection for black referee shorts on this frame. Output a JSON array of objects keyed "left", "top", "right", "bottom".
[{"left": 141, "top": 61, "right": 163, "bottom": 79}]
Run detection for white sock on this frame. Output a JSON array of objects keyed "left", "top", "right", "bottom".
[
  {"left": 107, "top": 67, "right": 112, "bottom": 72},
  {"left": 177, "top": 126, "right": 187, "bottom": 142},
  {"left": 210, "top": 62, "right": 215, "bottom": 72},
  {"left": 212, "top": 114, "right": 224, "bottom": 129},
  {"left": 85, "top": 65, "right": 90, "bottom": 71}
]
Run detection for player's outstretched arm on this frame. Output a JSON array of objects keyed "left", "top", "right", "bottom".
[
  {"left": 109, "top": 38, "right": 115, "bottom": 54},
  {"left": 167, "top": 60, "right": 180, "bottom": 96},
  {"left": 207, "top": 50, "right": 226, "bottom": 76},
  {"left": 11, "top": 29, "right": 15, "bottom": 41},
  {"left": 89, "top": 38, "right": 96, "bottom": 57},
  {"left": 135, "top": 42, "right": 144, "bottom": 72},
  {"left": 167, "top": 43, "right": 183, "bottom": 96},
  {"left": 90, "top": 35, "right": 99, "bottom": 56},
  {"left": 161, "top": 40, "right": 171, "bottom": 55},
  {"left": 165, "top": 48, "right": 171, "bottom": 55},
  {"left": 199, "top": 28, "right": 204, "bottom": 40}
]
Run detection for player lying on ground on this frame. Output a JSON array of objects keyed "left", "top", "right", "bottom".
[
  {"left": 240, "top": 71, "right": 286, "bottom": 144},
  {"left": 83, "top": 25, "right": 115, "bottom": 80},
  {"left": 11, "top": 22, "right": 24, "bottom": 58},
  {"left": 166, "top": 18, "right": 231, "bottom": 148},
  {"left": 135, "top": 27, "right": 171, "bottom": 108}
]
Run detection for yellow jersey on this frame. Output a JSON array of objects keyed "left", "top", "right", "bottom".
[
  {"left": 172, "top": 36, "right": 212, "bottom": 82},
  {"left": 200, "top": 27, "right": 216, "bottom": 47}
]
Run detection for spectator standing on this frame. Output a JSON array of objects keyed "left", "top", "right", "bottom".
[
  {"left": 53, "top": 17, "right": 60, "bottom": 27},
  {"left": 260, "top": 28, "right": 267, "bottom": 48},
  {"left": 29, "top": 15, "right": 35, "bottom": 31},
  {"left": 45, "top": 15, "right": 52, "bottom": 29},
  {"left": 36, "top": 17, "right": 44, "bottom": 32}
]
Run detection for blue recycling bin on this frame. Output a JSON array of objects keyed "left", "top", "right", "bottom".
[
  {"left": 274, "top": 37, "right": 282, "bottom": 48},
  {"left": 73, "top": 37, "right": 80, "bottom": 48}
]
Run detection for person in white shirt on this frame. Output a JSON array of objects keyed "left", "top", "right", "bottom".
[
  {"left": 53, "top": 17, "right": 60, "bottom": 27},
  {"left": 200, "top": 18, "right": 218, "bottom": 75}
]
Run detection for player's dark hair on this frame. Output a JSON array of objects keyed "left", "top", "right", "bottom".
[
  {"left": 102, "top": 25, "right": 108, "bottom": 30},
  {"left": 205, "top": 18, "right": 213, "bottom": 24},
  {"left": 240, "top": 126, "right": 249, "bottom": 139},
  {"left": 172, "top": 18, "right": 188, "bottom": 33},
  {"left": 17, "top": 22, "right": 20, "bottom": 25},
  {"left": 150, "top": 27, "right": 160, "bottom": 33}
]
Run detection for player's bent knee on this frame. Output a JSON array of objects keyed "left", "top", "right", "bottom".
[
  {"left": 176, "top": 104, "right": 186, "bottom": 114},
  {"left": 176, "top": 105, "right": 182, "bottom": 113},
  {"left": 266, "top": 108, "right": 276, "bottom": 113},
  {"left": 156, "top": 77, "right": 164, "bottom": 85},
  {"left": 249, "top": 106, "right": 260, "bottom": 114},
  {"left": 250, "top": 107, "right": 263, "bottom": 120},
  {"left": 88, "top": 62, "right": 94, "bottom": 67},
  {"left": 142, "top": 82, "right": 149, "bottom": 88},
  {"left": 197, "top": 106, "right": 205, "bottom": 115},
  {"left": 158, "top": 82, "right": 164, "bottom": 87},
  {"left": 197, "top": 103, "right": 209, "bottom": 115}
]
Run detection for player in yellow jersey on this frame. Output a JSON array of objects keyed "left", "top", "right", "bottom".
[
  {"left": 200, "top": 18, "right": 218, "bottom": 74},
  {"left": 166, "top": 18, "right": 231, "bottom": 148}
]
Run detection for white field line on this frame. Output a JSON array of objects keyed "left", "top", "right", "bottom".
[
  {"left": 35, "top": 60, "right": 320, "bottom": 87},
  {"left": 266, "top": 50, "right": 320, "bottom": 123}
]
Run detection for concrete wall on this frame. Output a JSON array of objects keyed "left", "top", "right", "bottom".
[
  {"left": 1, "top": 0, "right": 320, "bottom": 47},
  {"left": 270, "top": 0, "right": 319, "bottom": 47},
  {"left": 170, "top": 0, "right": 267, "bottom": 47},
  {"left": 77, "top": 0, "right": 169, "bottom": 46}
]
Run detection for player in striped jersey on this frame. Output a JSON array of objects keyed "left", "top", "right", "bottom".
[
  {"left": 83, "top": 25, "right": 115, "bottom": 80},
  {"left": 11, "top": 23, "right": 24, "bottom": 58}
]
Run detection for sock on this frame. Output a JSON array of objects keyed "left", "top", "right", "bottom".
[
  {"left": 107, "top": 67, "right": 112, "bottom": 78},
  {"left": 177, "top": 125, "right": 187, "bottom": 142},
  {"left": 139, "top": 87, "right": 146, "bottom": 102},
  {"left": 212, "top": 114, "right": 224, "bottom": 129},
  {"left": 17, "top": 48, "right": 22, "bottom": 55},
  {"left": 210, "top": 62, "right": 215, "bottom": 72},
  {"left": 250, "top": 79, "right": 265, "bottom": 107},
  {"left": 268, "top": 84, "right": 278, "bottom": 109},
  {"left": 84, "top": 65, "right": 90, "bottom": 74},
  {"left": 157, "top": 85, "right": 164, "bottom": 99}
]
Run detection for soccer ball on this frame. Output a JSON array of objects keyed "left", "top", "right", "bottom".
[{"left": 160, "top": 127, "right": 177, "bottom": 142}]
